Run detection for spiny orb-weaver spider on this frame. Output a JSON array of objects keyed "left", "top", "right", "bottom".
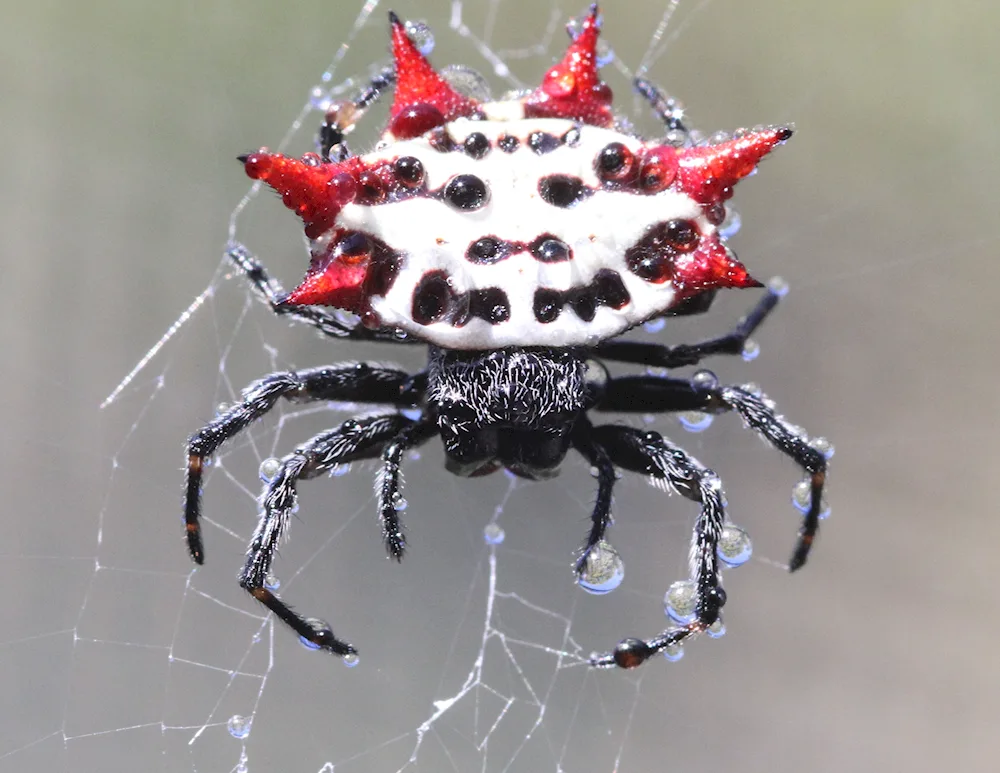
[{"left": 183, "top": 6, "right": 830, "bottom": 669}]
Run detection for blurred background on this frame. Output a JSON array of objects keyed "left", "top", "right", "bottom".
[{"left": 2, "top": 1, "right": 998, "bottom": 771}]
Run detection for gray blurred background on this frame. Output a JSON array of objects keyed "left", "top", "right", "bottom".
[{"left": 2, "top": 1, "right": 998, "bottom": 771}]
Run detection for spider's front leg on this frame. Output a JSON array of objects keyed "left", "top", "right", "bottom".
[
  {"left": 184, "top": 363, "right": 417, "bottom": 563},
  {"left": 587, "top": 426, "right": 729, "bottom": 669}
]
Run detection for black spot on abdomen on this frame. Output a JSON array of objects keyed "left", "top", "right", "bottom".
[
  {"left": 528, "top": 131, "right": 561, "bottom": 154},
  {"left": 538, "top": 175, "right": 591, "bottom": 208},
  {"left": 469, "top": 288, "right": 510, "bottom": 325},
  {"left": 466, "top": 236, "right": 511, "bottom": 265},
  {"left": 412, "top": 271, "right": 510, "bottom": 327},
  {"left": 530, "top": 235, "right": 572, "bottom": 263},
  {"left": 592, "top": 270, "right": 630, "bottom": 309},
  {"left": 531, "top": 270, "right": 631, "bottom": 324},
  {"left": 444, "top": 174, "right": 490, "bottom": 211},
  {"left": 412, "top": 271, "right": 453, "bottom": 325}
]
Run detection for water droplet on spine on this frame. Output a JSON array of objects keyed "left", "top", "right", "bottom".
[
  {"left": 719, "top": 208, "right": 742, "bottom": 239},
  {"left": 404, "top": 19, "right": 435, "bottom": 55},
  {"left": 441, "top": 65, "right": 492, "bottom": 101}
]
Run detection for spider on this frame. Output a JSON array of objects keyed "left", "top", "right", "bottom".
[{"left": 183, "top": 6, "right": 829, "bottom": 670}]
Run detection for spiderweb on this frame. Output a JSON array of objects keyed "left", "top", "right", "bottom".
[{"left": 8, "top": 1, "right": 998, "bottom": 771}]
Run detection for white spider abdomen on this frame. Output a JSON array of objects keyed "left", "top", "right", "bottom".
[{"left": 338, "top": 117, "right": 709, "bottom": 349}]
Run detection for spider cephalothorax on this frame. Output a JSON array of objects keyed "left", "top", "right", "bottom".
[{"left": 184, "top": 5, "right": 830, "bottom": 670}]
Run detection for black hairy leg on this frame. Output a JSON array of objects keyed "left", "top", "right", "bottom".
[
  {"left": 319, "top": 64, "right": 396, "bottom": 161},
  {"left": 716, "top": 385, "right": 828, "bottom": 570},
  {"left": 633, "top": 75, "right": 689, "bottom": 137},
  {"left": 592, "top": 281, "right": 783, "bottom": 370},
  {"left": 240, "top": 413, "right": 414, "bottom": 656},
  {"left": 378, "top": 415, "right": 438, "bottom": 559},
  {"left": 184, "top": 362, "right": 417, "bottom": 564},
  {"left": 570, "top": 417, "right": 617, "bottom": 575},
  {"left": 587, "top": 426, "right": 728, "bottom": 669},
  {"left": 596, "top": 373, "right": 828, "bottom": 572},
  {"left": 225, "top": 243, "right": 416, "bottom": 344}
]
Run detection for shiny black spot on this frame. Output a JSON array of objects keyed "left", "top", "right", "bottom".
[
  {"left": 466, "top": 236, "right": 510, "bottom": 264},
  {"left": 335, "top": 231, "right": 372, "bottom": 259},
  {"left": 412, "top": 271, "right": 453, "bottom": 324},
  {"left": 469, "top": 288, "right": 511, "bottom": 324},
  {"left": 705, "top": 203, "right": 726, "bottom": 226},
  {"left": 498, "top": 134, "right": 520, "bottom": 153},
  {"left": 463, "top": 132, "right": 490, "bottom": 159},
  {"left": 533, "top": 289, "right": 562, "bottom": 323},
  {"left": 561, "top": 125, "right": 582, "bottom": 147},
  {"left": 427, "top": 126, "right": 458, "bottom": 153},
  {"left": 528, "top": 131, "right": 560, "bottom": 154},
  {"left": 538, "top": 175, "right": 590, "bottom": 208},
  {"left": 626, "top": 247, "right": 671, "bottom": 283},
  {"left": 444, "top": 174, "right": 489, "bottom": 210},
  {"left": 531, "top": 236, "right": 572, "bottom": 263},
  {"left": 568, "top": 289, "right": 596, "bottom": 322},
  {"left": 592, "top": 270, "right": 630, "bottom": 309},
  {"left": 625, "top": 220, "right": 701, "bottom": 283},
  {"left": 596, "top": 142, "right": 634, "bottom": 181},
  {"left": 327, "top": 233, "right": 400, "bottom": 298},
  {"left": 357, "top": 171, "right": 385, "bottom": 202},
  {"left": 367, "top": 254, "right": 401, "bottom": 298},
  {"left": 663, "top": 219, "right": 699, "bottom": 250},
  {"left": 666, "top": 290, "right": 717, "bottom": 317},
  {"left": 393, "top": 155, "right": 424, "bottom": 187}
]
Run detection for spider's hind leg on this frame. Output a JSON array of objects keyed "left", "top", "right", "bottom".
[{"left": 225, "top": 243, "right": 415, "bottom": 344}]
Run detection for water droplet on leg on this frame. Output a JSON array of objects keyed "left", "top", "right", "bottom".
[
  {"left": 664, "top": 580, "right": 697, "bottom": 624},
  {"left": 577, "top": 541, "right": 625, "bottom": 595}
]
